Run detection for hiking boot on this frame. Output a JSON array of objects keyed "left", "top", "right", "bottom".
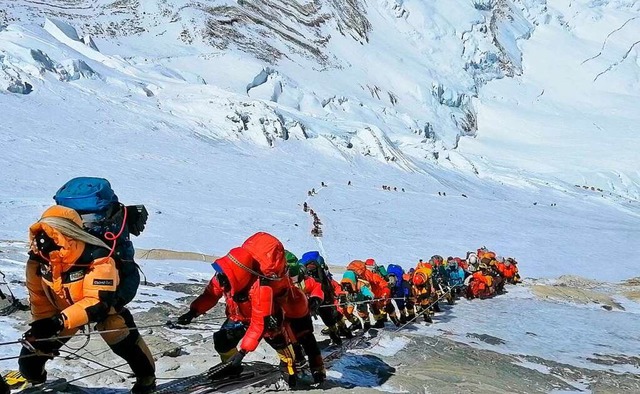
[
  {"left": 19, "top": 368, "right": 47, "bottom": 386},
  {"left": 349, "top": 321, "right": 362, "bottom": 332},
  {"left": 131, "top": 376, "right": 156, "bottom": 394},
  {"left": 312, "top": 370, "right": 326, "bottom": 385},
  {"left": 363, "top": 321, "right": 371, "bottom": 332},
  {"left": 283, "top": 372, "right": 297, "bottom": 388},
  {"left": 1, "top": 377, "right": 10, "bottom": 394},
  {"left": 423, "top": 313, "right": 432, "bottom": 324},
  {"left": 339, "top": 326, "right": 354, "bottom": 339},
  {"left": 373, "top": 319, "right": 385, "bottom": 329},
  {"left": 399, "top": 313, "right": 407, "bottom": 325},
  {"left": 329, "top": 330, "right": 343, "bottom": 346},
  {"left": 432, "top": 302, "right": 441, "bottom": 313}
]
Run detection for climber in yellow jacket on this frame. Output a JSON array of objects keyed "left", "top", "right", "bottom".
[{"left": 19, "top": 206, "right": 156, "bottom": 394}]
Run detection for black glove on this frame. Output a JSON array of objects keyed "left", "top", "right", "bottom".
[
  {"left": 126, "top": 205, "right": 148, "bottom": 236},
  {"left": 308, "top": 297, "right": 322, "bottom": 315},
  {"left": 25, "top": 315, "right": 64, "bottom": 341},
  {"left": 228, "top": 349, "right": 246, "bottom": 367},
  {"left": 177, "top": 309, "right": 197, "bottom": 325}
]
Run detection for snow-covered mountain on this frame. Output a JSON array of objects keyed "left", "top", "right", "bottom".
[
  {"left": 2, "top": 0, "right": 637, "bottom": 195},
  {"left": 1, "top": 0, "right": 639, "bottom": 392}
]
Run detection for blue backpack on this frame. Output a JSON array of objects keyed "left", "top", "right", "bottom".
[
  {"left": 54, "top": 177, "right": 119, "bottom": 214},
  {"left": 53, "top": 177, "right": 141, "bottom": 259},
  {"left": 387, "top": 264, "right": 405, "bottom": 286},
  {"left": 298, "top": 251, "right": 335, "bottom": 302},
  {"left": 54, "top": 177, "right": 147, "bottom": 309},
  {"left": 299, "top": 251, "right": 325, "bottom": 268}
]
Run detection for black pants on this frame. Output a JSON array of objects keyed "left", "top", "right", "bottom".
[
  {"left": 0, "top": 375, "right": 9, "bottom": 394},
  {"left": 213, "top": 319, "right": 292, "bottom": 354},
  {"left": 288, "top": 315, "right": 323, "bottom": 372},
  {"left": 19, "top": 309, "right": 154, "bottom": 382},
  {"left": 317, "top": 302, "right": 340, "bottom": 327}
]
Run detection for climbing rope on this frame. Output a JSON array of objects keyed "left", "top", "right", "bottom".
[
  {"left": 53, "top": 334, "right": 215, "bottom": 389},
  {"left": 362, "top": 284, "right": 462, "bottom": 351},
  {"left": 0, "top": 270, "right": 28, "bottom": 316}
]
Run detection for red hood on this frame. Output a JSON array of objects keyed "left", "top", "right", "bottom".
[
  {"left": 241, "top": 232, "right": 286, "bottom": 278},
  {"left": 215, "top": 247, "right": 258, "bottom": 296}
]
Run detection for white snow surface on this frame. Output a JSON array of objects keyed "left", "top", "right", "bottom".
[{"left": 1, "top": 0, "right": 640, "bottom": 391}]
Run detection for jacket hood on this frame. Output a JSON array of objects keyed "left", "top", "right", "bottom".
[
  {"left": 241, "top": 232, "right": 286, "bottom": 278},
  {"left": 387, "top": 264, "right": 404, "bottom": 280},
  {"left": 29, "top": 206, "right": 86, "bottom": 266},
  {"left": 285, "top": 250, "right": 298, "bottom": 265},
  {"left": 346, "top": 260, "right": 367, "bottom": 277},
  {"left": 341, "top": 271, "right": 357, "bottom": 287},
  {"left": 214, "top": 247, "right": 258, "bottom": 296}
]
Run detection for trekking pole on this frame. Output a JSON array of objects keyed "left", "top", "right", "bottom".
[{"left": 0, "top": 339, "right": 24, "bottom": 347}]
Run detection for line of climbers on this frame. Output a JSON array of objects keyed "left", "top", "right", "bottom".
[
  {"left": 281, "top": 249, "right": 521, "bottom": 337},
  {"left": 1, "top": 176, "right": 522, "bottom": 394},
  {"left": 382, "top": 185, "right": 403, "bottom": 191},
  {"left": 4, "top": 177, "right": 330, "bottom": 393},
  {"left": 302, "top": 206, "right": 322, "bottom": 238}
]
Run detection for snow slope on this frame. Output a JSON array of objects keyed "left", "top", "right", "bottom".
[
  {"left": 461, "top": 0, "right": 640, "bottom": 198},
  {"left": 1, "top": 0, "right": 640, "bottom": 392},
  {"left": 1, "top": 0, "right": 637, "bottom": 198},
  {"left": 0, "top": 10, "right": 638, "bottom": 279}
]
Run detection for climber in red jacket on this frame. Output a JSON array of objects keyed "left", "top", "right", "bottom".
[{"left": 177, "top": 232, "right": 325, "bottom": 387}]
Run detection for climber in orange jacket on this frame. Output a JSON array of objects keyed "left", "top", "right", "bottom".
[
  {"left": 409, "top": 267, "right": 435, "bottom": 323},
  {"left": 20, "top": 206, "right": 155, "bottom": 394},
  {"left": 177, "top": 232, "right": 325, "bottom": 387},
  {"left": 498, "top": 257, "right": 521, "bottom": 284},
  {"left": 466, "top": 263, "right": 494, "bottom": 299},
  {"left": 346, "top": 260, "right": 392, "bottom": 328}
]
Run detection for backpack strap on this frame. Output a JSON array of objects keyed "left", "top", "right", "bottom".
[{"left": 77, "top": 244, "right": 111, "bottom": 266}]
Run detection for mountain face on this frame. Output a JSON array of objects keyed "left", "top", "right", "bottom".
[
  {"left": 0, "top": 0, "right": 638, "bottom": 197},
  {"left": 1, "top": 3, "right": 640, "bottom": 390}
]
